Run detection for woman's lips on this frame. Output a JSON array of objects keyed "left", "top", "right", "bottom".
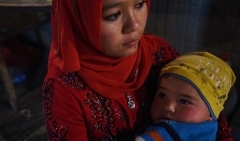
[{"left": 124, "top": 38, "right": 140, "bottom": 47}]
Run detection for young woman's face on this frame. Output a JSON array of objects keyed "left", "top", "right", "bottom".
[
  {"left": 151, "top": 76, "right": 213, "bottom": 123},
  {"left": 101, "top": 0, "right": 148, "bottom": 57}
]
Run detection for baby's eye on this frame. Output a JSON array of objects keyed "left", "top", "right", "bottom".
[
  {"left": 158, "top": 93, "right": 166, "bottom": 99},
  {"left": 180, "top": 99, "right": 190, "bottom": 105},
  {"left": 104, "top": 11, "right": 121, "bottom": 21},
  {"left": 135, "top": 0, "right": 146, "bottom": 9}
]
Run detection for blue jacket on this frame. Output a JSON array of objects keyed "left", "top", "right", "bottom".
[{"left": 135, "top": 120, "right": 218, "bottom": 141}]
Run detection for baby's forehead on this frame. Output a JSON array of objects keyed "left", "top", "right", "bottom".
[{"left": 158, "top": 75, "right": 200, "bottom": 94}]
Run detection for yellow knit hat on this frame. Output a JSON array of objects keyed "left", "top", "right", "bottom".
[{"left": 160, "top": 52, "right": 236, "bottom": 119}]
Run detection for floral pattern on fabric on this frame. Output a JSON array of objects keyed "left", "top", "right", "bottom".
[
  {"left": 153, "top": 44, "right": 179, "bottom": 67},
  {"left": 217, "top": 114, "right": 233, "bottom": 141},
  {"left": 84, "top": 91, "right": 129, "bottom": 140},
  {"left": 59, "top": 72, "right": 86, "bottom": 90},
  {"left": 84, "top": 91, "right": 118, "bottom": 136},
  {"left": 42, "top": 79, "right": 69, "bottom": 141}
]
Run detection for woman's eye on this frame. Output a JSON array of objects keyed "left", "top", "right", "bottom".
[
  {"left": 180, "top": 99, "right": 190, "bottom": 105},
  {"left": 158, "top": 93, "right": 166, "bottom": 99},
  {"left": 104, "top": 11, "right": 121, "bottom": 21},
  {"left": 135, "top": 0, "right": 146, "bottom": 9}
]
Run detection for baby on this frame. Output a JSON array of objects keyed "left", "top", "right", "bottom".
[{"left": 136, "top": 52, "right": 236, "bottom": 141}]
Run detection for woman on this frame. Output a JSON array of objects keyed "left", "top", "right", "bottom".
[{"left": 42, "top": 0, "right": 233, "bottom": 140}]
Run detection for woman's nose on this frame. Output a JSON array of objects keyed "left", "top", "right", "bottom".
[{"left": 122, "top": 11, "right": 139, "bottom": 33}]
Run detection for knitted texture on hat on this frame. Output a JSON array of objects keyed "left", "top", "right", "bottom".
[
  {"left": 160, "top": 52, "right": 236, "bottom": 119},
  {"left": 135, "top": 120, "right": 218, "bottom": 141}
]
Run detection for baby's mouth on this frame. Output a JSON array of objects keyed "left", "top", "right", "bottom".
[{"left": 158, "top": 117, "right": 171, "bottom": 121}]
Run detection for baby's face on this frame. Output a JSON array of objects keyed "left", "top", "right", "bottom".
[{"left": 151, "top": 76, "right": 213, "bottom": 123}]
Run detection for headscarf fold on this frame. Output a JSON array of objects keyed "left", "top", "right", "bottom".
[{"left": 49, "top": 0, "right": 153, "bottom": 99}]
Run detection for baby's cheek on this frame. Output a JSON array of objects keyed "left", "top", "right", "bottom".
[
  {"left": 151, "top": 100, "right": 163, "bottom": 120},
  {"left": 178, "top": 107, "right": 200, "bottom": 122}
]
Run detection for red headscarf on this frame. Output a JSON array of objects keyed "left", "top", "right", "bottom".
[{"left": 49, "top": 0, "right": 154, "bottom": 99}]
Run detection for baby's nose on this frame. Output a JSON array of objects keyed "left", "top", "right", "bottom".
[{"left": 163, "top": 100, "right": 176, "bottom": 113}]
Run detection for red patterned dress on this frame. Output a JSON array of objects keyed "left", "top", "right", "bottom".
[{"left": 42, "top": 35, "right": 179, "bottom": 141}]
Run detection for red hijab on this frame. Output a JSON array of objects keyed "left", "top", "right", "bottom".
[{"left": 49, "top": 0, "right": 154, "bottom": 99}]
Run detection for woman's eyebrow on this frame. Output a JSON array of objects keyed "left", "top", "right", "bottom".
[{"left": 103, "top": 2, "right": 122, "bottom": 11}]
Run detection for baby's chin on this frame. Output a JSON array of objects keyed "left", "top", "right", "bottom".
[
  {"left": 153, "top": 117, "right": 193, "bottom": 123},
  {"left": 153, "top": 117, "right": 172, "bottom": 123}
]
